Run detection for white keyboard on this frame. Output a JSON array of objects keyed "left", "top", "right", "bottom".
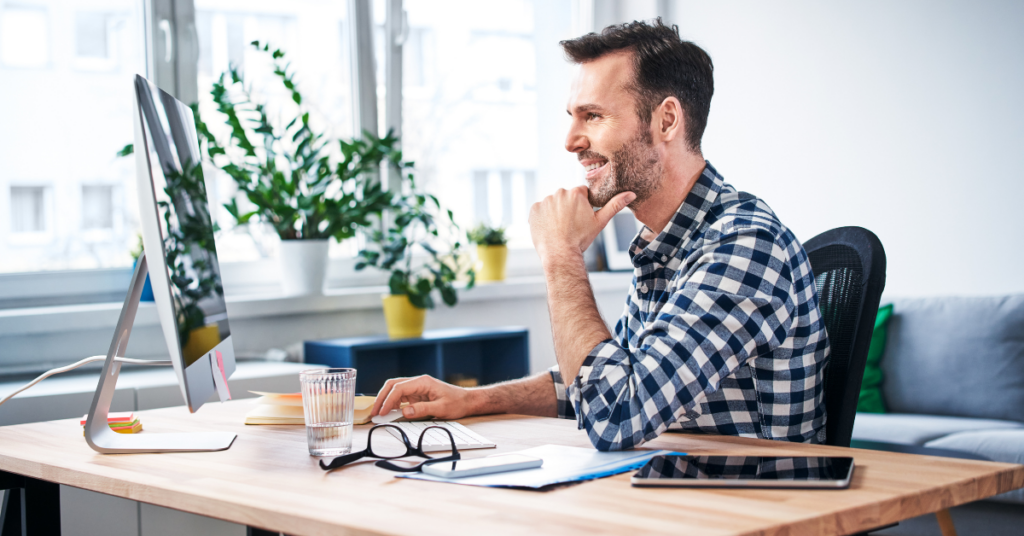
[{"left": 385, "top": 421, "right": 495, "bottom": 452}]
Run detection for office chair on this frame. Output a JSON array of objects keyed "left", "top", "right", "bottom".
[{"left": 804, "top": 226, "right": 886, "bottom": 449}]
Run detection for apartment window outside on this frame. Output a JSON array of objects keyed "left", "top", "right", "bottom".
[
  {"left": 75, "top": 12, "right": 109, "bottom": 58},
  {"left": 0, "top": 0, "right": 141, "bottom": 274},
  {"left": 81, "top": 185, "right": 114, "bottom": 230},
  {"left": 10, "top": 186, "right": 48, "bottom": 234},
  {"left": 0, "top": 6, "right": 50, "bottom": 68}
]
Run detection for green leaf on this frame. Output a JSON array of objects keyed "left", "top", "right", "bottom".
[{"left": 116, "top": 144, "right": 134, "bottom": 157}]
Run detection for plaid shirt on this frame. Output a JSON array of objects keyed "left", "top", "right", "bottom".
[{"left": 550, "top": 162, "right": 830, "bottom": 451}]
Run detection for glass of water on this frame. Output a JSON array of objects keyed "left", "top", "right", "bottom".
[{"left": 300, "top": 368, "right": 356, "bottom": 457}]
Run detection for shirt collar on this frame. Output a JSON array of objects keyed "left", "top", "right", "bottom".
[{"left": 630, "top": 160, "right": 725, "bottom": 266}]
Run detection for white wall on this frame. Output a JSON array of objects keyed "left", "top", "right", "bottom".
[{"left": 667, "top": 0, "right": 1024, "bottom": 297}]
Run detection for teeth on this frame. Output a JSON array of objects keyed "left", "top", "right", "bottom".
[{"left": 585, "top": 162, "right": 606, "bottom": 172}]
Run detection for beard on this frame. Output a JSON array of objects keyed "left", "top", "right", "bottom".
[{"left": 584, "top": 125, "right": 662, "bottom": 208}]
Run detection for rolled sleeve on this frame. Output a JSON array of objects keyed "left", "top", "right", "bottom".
[
  {"left": 572, "top": 227, "right": 797, "bottom": 451},
  {"left": 548, "top": 366, "right": 577, "bottom": 420}
]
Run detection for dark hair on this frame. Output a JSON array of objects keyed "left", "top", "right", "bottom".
[{"left": 560, "top": 18, "right": 714, "bottom": 153}]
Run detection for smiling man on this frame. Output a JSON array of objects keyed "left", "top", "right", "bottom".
[{"left": 372, "top": 19, "right": 831, "bottom": 451}]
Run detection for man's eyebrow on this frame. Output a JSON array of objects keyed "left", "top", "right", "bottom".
[{"left": 567, "top": 104, "right": 605, "bottom": 115}]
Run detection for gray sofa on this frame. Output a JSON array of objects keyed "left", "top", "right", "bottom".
[{"left": 851, "top": 294, "right": 1024, "bottom": 504}]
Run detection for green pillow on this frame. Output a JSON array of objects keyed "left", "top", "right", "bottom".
[{"left": 857, "top": 303, "right": 893, "bottom": 413}]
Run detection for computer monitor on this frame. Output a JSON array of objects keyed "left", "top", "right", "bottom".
[
  {"left": 83, "top": 75, "right": 236, "bottom": 453},
  {"left": 132, "top": 74, "right": 236, "bottom": 412}
]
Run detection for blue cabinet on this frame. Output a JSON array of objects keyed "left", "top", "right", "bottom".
[{"left": 304, "top": 327, "right": 529, "bottom": 394}]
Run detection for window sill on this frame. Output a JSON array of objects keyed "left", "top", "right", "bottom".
[{"left": 0, "top": 272, "right": 633, "bottom": 337}]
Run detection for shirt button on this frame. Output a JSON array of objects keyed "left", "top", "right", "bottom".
[
  {"left": 661, "top": 255, "right": 668, "bottom": 262},
  {"left": 639, "top": 284, "right": 649, "bottom": 293}
]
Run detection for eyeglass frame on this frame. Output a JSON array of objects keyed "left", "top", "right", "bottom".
[{"left": 318, "top": 423, "right": 461, "bottom": 472}]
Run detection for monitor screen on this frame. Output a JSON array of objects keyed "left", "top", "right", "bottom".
[{"left": 133, "top": 75, "right": 234, "bottom": 410}]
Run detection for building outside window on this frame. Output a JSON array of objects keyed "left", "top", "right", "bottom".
[
  {"left": 81, "top": 184, "right": 115, "bottom": 230},
  {"left": 0, "top": 0, "right": 141, "bottom": 273},
  {"left": 10, "top": 186, "right": 49, "bottom": 234}
]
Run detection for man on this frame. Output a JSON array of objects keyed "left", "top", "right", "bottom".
[{"left": 371, "top": 19, "right": 830, "bottom": 451}]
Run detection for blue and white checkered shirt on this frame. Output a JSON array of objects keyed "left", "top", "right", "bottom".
[{"left": 550, "top": 162, "right": 830, "bottom": 451}]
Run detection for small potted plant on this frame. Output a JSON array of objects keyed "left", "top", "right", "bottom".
[
  {"left": 356, "top": 172, "right": 475, "bottom": 338},
  {"left": 203, "top": 42, "right": 394, "bottom": 296},
  {"left": 467, "top": 224, "right": 508, "bottom": 282}
]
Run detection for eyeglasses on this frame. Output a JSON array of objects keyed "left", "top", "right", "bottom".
[{"left": 318, "top": 424, "right": 461, "bottom": 472}]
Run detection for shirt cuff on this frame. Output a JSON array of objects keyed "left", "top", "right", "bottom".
[{"left": 548, "top": 366, "right": 577, "bottom": 421}]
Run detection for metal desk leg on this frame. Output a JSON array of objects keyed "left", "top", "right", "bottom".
[
  {"left": 1, "top": 489, "right": 22, "bottom": 535},
  {"left": 0, "top": 471, "right": 60, "bottom": 536}
]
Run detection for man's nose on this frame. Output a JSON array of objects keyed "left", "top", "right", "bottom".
[{"left": 565, "top": 122, "right": 588, "bottom": 154}]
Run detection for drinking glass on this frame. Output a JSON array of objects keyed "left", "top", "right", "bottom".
[{"left": 300, "top": 368, "right": 356, "bottom": 456}]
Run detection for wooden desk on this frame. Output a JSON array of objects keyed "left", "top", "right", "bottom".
[{"left": 0, "top": 399, "right": 1021, "bottom": 536}]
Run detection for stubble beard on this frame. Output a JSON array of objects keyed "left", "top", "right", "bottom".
[{"left": 586, "top": 125, "right": 662, "bottom": 208}]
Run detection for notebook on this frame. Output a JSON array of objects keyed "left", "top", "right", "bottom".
[{"left": 243, "top": 392, "right": 380, "bottom": 425}]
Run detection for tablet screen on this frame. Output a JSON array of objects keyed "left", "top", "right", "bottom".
[{"left": 633, "top": 455, "right": 854, "bottom": 485}]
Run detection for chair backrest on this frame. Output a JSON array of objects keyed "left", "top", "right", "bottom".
[{"left": 804, "top": 227, "right": 886, "bottom": 447}]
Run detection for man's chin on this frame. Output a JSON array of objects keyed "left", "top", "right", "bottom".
[{"left": 587, "top": 188, "right": 615, "bottom": 208}]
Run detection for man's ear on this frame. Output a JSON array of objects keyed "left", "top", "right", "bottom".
[{"left": 654, "top": 96, "right": 684, "bottom": 143}]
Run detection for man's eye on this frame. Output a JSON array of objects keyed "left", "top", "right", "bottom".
[{"left": 587, "top": 113, "right": 601, "bottom": 121}]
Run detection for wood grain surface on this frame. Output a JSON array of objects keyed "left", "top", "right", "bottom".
[{"left": 0, "top": 399, "right": 1020, "bottom": 536}]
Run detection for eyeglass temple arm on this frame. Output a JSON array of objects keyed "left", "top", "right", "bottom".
[
  {"left": 375, "top": 452, "right": 460, "bottom": 473},
  {"left": 319, "top": 450, "right": 369, "bottom": 471}
]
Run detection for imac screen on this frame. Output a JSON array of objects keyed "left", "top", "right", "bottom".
[{"left": 135, "top": 77, "right": 230, "bottom": 368}]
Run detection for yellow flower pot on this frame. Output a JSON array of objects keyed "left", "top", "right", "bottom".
[
  {"left": 381, "top": 294, "right": 426, "bottom": 339},
  {"left": 476, "top": 244, "right": 508, "bottom": 282}
]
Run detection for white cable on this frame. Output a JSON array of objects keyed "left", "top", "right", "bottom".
[{"left": 0, "top": 356, "right": 172, "bottom": 408}]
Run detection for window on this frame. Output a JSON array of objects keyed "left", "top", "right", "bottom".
[
  {"left": 73, "top": 11, "right": 125, "bottom": 71},
  {"left": 0, "top": 0, "right": 142, "bottom": 274},
  {"left": 82, "top": 185, "right": 114, "bottom": 230},
  {"left": 399, "top": 0, "right": 578, "bottom": 248},
  {"left": 10, "top": 186, "right": 48, "bottom": 233},
  {"left": 0, "top": 6, "right": 50, "bottom": 68},
  {"left": 194, "top": 0, "right": 355, "bottom": 264}
]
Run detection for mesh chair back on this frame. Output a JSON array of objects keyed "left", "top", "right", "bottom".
[{"left": 804, "top": 227, "right": 886, "bottom": 447}]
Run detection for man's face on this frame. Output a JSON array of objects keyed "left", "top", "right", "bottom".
[{"left": 565, "top": 51, "right": 661, "bottom": 208}]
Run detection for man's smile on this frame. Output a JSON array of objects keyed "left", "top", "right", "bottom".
[{"left": 581, "top": 157, "right": 609, "bottom": 180}]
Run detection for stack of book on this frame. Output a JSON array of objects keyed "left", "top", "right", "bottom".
[
  {"left": 80, "top": 412, "right": 142, "bottom": 434},
  {"left": 243, "top": 392, "right": 381, "bottom": 425}
]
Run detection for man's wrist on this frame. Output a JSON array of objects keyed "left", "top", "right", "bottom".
[
  {"left": 541, "top": 249, "right": 586, "bottom": 274},
  {"left": 465, "top": 386, "right": 493, "bottom": 416}
]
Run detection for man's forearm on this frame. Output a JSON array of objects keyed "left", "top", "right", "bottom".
[
  {"left": 469, "top": 372, "right": 558, "bottom": 417},
  {"left": 544, "top": 253, "right": 613, "bottom": 385}
]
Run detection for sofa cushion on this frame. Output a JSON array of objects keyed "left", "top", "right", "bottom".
[
  {"left": 852, "top": 412, "right": 1024, "bottom": 445},
  {"left": 926, "top": 429, "right": 1024, "bottom": 504},
  {"left": 883, "top": 295, "right": 1024, "bottom": 422}
]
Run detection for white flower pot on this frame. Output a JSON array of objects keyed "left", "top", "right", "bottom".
[{"left": 278, "top": 239, "right": 330, "bottom": 296}]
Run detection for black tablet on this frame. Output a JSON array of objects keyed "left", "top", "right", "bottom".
[{"left": 631, "top": 455, "right": 854, "bottom": 489}]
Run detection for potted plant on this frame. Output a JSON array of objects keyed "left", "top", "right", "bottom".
[
  {"left": 467, "top": 224, "right": 508, "bottom": 282},
  {"left": 201, "top": 41, "right": 394, "bottom": 295},
  {"left": 355, "top": 172, "right": 475, "bottom": 338}
]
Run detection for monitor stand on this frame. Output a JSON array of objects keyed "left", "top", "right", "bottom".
[{"left": 84, "top": 253, "right": 237, "bottom": 454}]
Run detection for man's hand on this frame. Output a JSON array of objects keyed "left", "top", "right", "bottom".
[
  {"left": 529, "top": 186, "right": 636, "bottom": 262},
  {"left": 371, "top": 375, "right": 475, "bottom": 420}
]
